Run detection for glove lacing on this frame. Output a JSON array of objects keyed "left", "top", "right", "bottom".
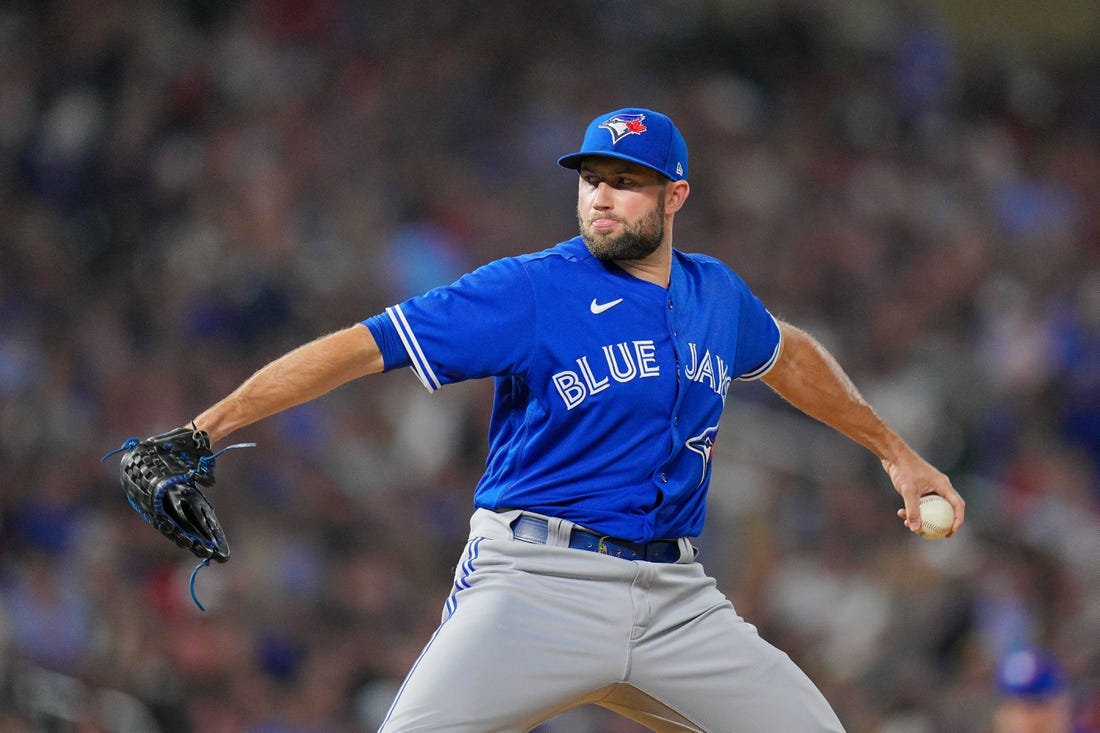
[
  {"left": 184, "top": 441, "right": 255, "bottom": 611},
  {"left": 103, "top": 434, "right": 256, "bottom": 611}
]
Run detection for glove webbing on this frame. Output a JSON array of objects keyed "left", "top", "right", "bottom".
[{"left": 102, "top": 437, "right": 256, "bottom": 611}]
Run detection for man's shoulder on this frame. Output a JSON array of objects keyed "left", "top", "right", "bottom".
[
  {"left": 491, "top": 237, "right": 593, "bottom": 281},
  {"left": 514, "top": 236, "right": 590, "bottom": 267},
  {"left": 671, "top": 249, "right": 760, "bottom": 300},
  {"left": 454, "top": 237, "right": 592, "bottom": 292},
  {"left": 673, "top": 248, "right": 728, "bottom": 269},
  {"left": 672, "top": 248, "right": 740, "bottom": 282}
]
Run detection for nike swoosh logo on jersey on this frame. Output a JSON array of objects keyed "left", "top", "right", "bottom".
[{"left": 590, "top": 298, "right": 624, "bottom": 314}]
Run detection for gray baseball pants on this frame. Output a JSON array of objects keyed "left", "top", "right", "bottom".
[{"left": 378, "top": 508, "right": 846, "bottom": 732}]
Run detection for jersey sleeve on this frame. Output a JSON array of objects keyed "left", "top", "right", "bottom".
[
  {"left": 362, "top": 257, "right": 535, "bottom": 392},
  {"left": 732, "top": 281, "right": 782, "bottom": 381}
]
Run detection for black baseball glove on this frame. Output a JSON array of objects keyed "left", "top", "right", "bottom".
[{"left": 103, "top": 425, "right": 253, "bottom": 609}]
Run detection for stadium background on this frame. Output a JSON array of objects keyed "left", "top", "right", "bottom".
[{"left": 0, "top": 1, "right": 1096, "bottom": 731}]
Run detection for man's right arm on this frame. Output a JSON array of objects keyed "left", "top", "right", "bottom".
[
  {"left": 762, "top": 320, "right": 964, "bottom": 537},
  {"left": 193, "top": 323, "right": 385, "bottom": 443}
]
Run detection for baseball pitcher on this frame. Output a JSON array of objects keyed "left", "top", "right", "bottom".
[{"left": 109, "top": 108, "right": 964, "bottom": 732}]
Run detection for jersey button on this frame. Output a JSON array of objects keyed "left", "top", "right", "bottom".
[
  {"left": 673, "top": 416, "right": 679, "bottom": 426},
  {"left": 660, "top": 473, "right": 668, "bottom": 483}
]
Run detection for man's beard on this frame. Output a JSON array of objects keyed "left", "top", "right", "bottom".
[{"left": 578, "top": 195, "right": 665, "bottom": 262}]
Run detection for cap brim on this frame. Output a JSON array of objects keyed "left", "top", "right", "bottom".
[{"left": 557, "top": 151, "right": 673, "bottom": 179}]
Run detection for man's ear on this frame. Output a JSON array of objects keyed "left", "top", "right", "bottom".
[{"left": 665, "top": 180, "right": 690, "bottom": 214}]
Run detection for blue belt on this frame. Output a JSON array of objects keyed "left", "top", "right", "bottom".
[{"left": 511, "top": 515, "right": 682, "bottom": 563}]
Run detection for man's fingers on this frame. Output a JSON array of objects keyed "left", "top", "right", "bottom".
[
  {"left": 947, "top": 492, "right": 966, "bottom": 533},
  {"left": 900, "top": 492, "right": 966, "bottom": 537},
  {"left": 898, "top": 503, "right": 922, "bottom": 533}
]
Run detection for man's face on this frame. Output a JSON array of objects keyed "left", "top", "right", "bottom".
[{"left": 576, "top": 158, "right": 667, "bottom": 262}]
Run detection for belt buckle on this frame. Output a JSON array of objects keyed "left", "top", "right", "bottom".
[{"left": 594, "top": 534, "right": 629, "bottom": 556}]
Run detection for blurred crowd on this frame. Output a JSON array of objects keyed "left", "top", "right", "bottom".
[{"left": 0, "top": 1, "right": 1097, "bottom": 731}]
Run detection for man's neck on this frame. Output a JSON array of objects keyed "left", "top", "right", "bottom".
[{"left": 614, "top": 240, "right": 673, "bottom": 287}]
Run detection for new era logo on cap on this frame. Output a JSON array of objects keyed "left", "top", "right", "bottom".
[{"left": 558, "top": 107, "right": 689, "bottom": 181}]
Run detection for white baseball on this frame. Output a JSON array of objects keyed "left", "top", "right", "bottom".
[{"left": 916, "top": 495, "right": 954, "bottom": 539}]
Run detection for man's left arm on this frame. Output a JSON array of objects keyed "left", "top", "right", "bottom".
[{"left": 761, "top": 320, "right": 965, "bottom": 537}]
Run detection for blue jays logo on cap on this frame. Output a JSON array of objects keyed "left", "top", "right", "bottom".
[
  {"left": 558, "top": 107, "right": 689, "bottom": 181},
  {"left": 599, "top": 113, "right": 648, "bottom": 144}
]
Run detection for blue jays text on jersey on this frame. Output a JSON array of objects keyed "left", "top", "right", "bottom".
[
  {"left": 363, "top": 236, "right": 781, "bottom": 543},
  {"left": 551, "top": 338, "right": 732, "bottom": 410}
]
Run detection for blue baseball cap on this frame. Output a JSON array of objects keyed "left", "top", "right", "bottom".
[
  {"left": 997, "top": 650, "right": 1067, "bottom": 699},
  {"left": 558, "top": 108, "right": 688, "bottom": 181}
]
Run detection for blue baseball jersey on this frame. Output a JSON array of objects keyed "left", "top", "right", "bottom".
[{"left": 363, "top": 236, "right": 781, "bottom": 543}]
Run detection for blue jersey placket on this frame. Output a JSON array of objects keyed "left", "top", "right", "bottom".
[{"left": 652, "top": 264, "right": 689, "bottom": 537}]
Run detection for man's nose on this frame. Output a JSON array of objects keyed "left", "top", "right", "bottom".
[{"left": 591, "top": 181, "right": 614, "bottom": 208}]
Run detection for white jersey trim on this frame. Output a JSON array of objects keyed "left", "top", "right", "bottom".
[
  {"left": 737, "top": 312, "right": 782, "bottom": 381},
  {"left": 386, "top": 305, "right": 442, "bottom": 393}
]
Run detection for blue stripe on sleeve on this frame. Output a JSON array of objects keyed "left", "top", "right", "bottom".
[
  {"left": 361, "top": 308, "right": 442, "bottom": 392},
  {"left": 738, "top": 313, "right": 782, "bottom": 381},
  {"left": 386, "top": 305, "right": 442, "bottom": 392}
]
